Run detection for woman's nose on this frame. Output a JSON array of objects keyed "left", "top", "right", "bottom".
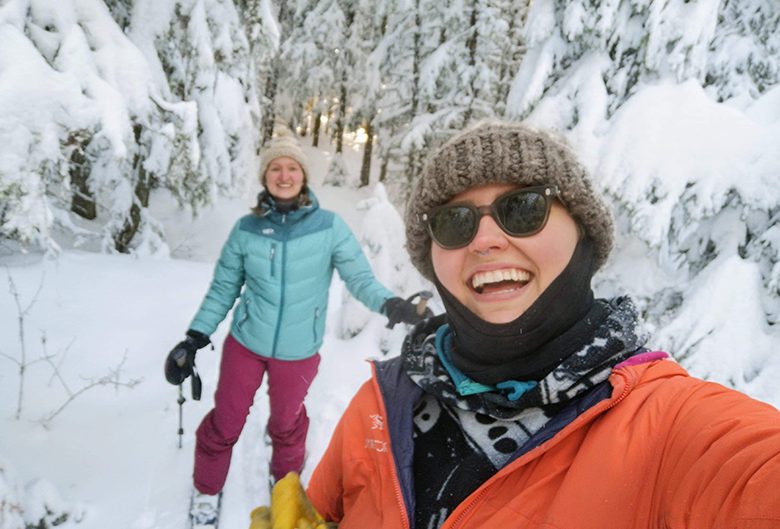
[{"left": 469, "top": 215, "right": 509, "bottom": 255}]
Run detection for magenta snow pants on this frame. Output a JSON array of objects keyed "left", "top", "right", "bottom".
[{"left": 193, "top": 334, "right": 320, "bottom": 494}]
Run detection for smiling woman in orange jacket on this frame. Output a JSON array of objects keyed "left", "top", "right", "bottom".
[{"left": 306, "top": 122, "right": 780, "bottom": 529}]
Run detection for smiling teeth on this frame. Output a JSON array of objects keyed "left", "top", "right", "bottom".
[{"left": 472, "top": 269, "right": 530, "bottom": 290}]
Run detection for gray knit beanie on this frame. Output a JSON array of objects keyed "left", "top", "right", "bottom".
[
  {"left": 259, "top": 135, "right": 310, "bottom": 185},
  {"left": 405, "top": 121, "right": 614, "bottom": 282}
]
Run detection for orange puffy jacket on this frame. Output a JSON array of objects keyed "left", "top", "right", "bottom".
[{"left": 308, "top": 356, "right": 780, "bottom": 529}]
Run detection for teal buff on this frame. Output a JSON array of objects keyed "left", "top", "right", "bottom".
[
  {"left": 436, "top": 237, "right": 609, "bottom": 384},
  {"left": 435, "top": 324, "right": 537, "bottom": 400}
]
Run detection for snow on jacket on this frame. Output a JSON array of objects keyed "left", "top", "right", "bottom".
[
  {"left": 307, "top": 354, "right": 780, "bottom": 529},
  {"left": 189, "top": 191, "right": 394, "bottom": 359}
]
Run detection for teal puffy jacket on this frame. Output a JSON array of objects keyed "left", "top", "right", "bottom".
[{"left": 189, "top": 191, "right": 394, "bottom": 359}]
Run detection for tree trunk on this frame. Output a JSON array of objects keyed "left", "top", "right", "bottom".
[
  {"left": 411, "top": 0, "right": 421, "bottom": 116},
  {"left": 132, "top": 123, "right": 151, "bottom": 208},
  {"left": 260, "top": 0, "right": 293, "bottom": 145},
  {"left": 261, "top": 60, "right": 278, "bottom": 145},
  {"left": 379, "top": 151, "right": 389, "bottom": 183},
  {"left": 359, "top": 119, "right": 374, "bottom": 187},
  {"left": 69, "top": 132, "right": 96, "bottom": 220},
  {"left": 334, "top": 80, "right": 347, "bottom": 154},
  {"left": 113, "top": 169, "right": 151, "bottom": 253},
  {"left": 114, "top": 184, "right": 145, "bottom": 254},
  {"left": 312, "top": 111, "right": 322, "bottom": 147},
  {"left": 333, "top": 2, "right": 355, "bottom": 154},
  {"left": 114, "top": 124, "right": 151, "bottom": 253},
  {"left": 403, "top": 0, "right": 423, "bottom": 184},
  {"left": 463, "top": 0, "right": 479, "bottom": 126}
]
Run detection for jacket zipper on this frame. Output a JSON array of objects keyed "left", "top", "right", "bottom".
[
  {"left": 448, "top": 487, "right": 490, "bottom": 529},
  {"left": 603, "top": 369, "right": 633, "bottom": 410},
  {"left": 445, "top": 368, "right": 638, "bottom": 528},
  {"left": 392, "top": 474, "right": 411, "bottom": 529},
  {"left": 270, "top": 234, "right": 288, "bottom": 357},
  {"left": 269, "top": 244, "right": 276, "bottom": 277}
]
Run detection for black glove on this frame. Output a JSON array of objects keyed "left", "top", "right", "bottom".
[
  {"left": 164, "top": 330, "right": 211, "bottom": 386},
  {"left": 382, "top": 296, "right": 433, "bottom": 329}
]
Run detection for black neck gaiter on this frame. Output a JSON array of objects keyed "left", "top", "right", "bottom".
[
  {"left": 256, "top": 191, "right": 302, "bottom": 214},
  {"left": 437, "top": 237, "right": 609, "bottom": 384},
  {"left": 272, "top": 197, "right": 299, "bottom": 213}
]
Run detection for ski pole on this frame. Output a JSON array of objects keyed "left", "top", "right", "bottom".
[
  {"left": 174, "top": 351, "right": 203, "bottom": 448},
  {"left": 177, "top": 383, "right": 186, "bottom": 449}
]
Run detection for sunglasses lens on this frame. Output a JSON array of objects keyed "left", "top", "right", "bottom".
[
  {"left": 496, "top": 190, "right": 549, "bottom": 236},
  {"left": 429, "top": 206, "right": 476, "bottom": 248}
]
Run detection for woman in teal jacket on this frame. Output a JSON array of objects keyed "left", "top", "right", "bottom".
[{"left": 164, "top": 135, "right": 425, "bottom": 514}]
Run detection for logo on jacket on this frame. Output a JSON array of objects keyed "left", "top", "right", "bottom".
[
  {"left": 364, "top": 439, "right": 388, "bottom": 453},
  {"left": 369, "top": 414, "right": 384, "bottom": 430},
  {"left": 263, "top": 228, "right": 274, "bottom": 235}
]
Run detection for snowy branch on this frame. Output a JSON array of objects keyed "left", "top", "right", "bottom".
[{"left": 3, "top": 270, "right": 46, "bottom": 420}]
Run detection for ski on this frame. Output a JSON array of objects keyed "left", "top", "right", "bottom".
[{"left": 189, "top": 490, "right": 223, "bottom": 529}]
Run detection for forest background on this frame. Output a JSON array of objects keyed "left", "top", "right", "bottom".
[{"left": 1, "top": 0, "right": 779, "bottom": 528}]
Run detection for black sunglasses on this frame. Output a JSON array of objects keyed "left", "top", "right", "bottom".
[{"left": 423, "top": 185, "right": 560, "bottom": 249}]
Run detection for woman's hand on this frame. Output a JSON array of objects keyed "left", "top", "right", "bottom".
[{"left": 382, "top": 292, "right": 434, "bottom": 328}]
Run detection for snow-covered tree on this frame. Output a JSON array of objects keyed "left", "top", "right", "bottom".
[
  {"left": 323, "top": 154, "right": 352, "bottom": 187},
  {"left": 372, "top": 0, "right": 446, "bottom": 189},
  {"left": 281, "top": 0, "right": 345, "bottom": 144},
  {"left": 0, "top": 0, "right": 261, "bottom": 255},
  {"left": 1, "top": 0, "right": 193, "bottom": 254},
  {"left": 130, "top": 0, "right": 260, "bottom": 196},
  {"left": 492, "top": 0, "right": 529, "bottom": 117},
  {"left": 504, "top": 0, "right": 780, "bottom": 397},
  {"left": 706, "top": 0, "right": 780, "bottom": 103},
  {"left": 253, "top": 0, "right": 295, "bottom": 145}
]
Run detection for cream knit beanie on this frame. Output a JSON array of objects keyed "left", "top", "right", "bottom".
[{"left": 259, "top": 135, "right": 310, "bottom": 184}]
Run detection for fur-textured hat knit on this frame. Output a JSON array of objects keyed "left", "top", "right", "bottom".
[
  {"left": 259, "top": 134, "right": 311, "bottom": 184},
  {"left": 405, "top": 121, "right": 615, "bottom": 282}
]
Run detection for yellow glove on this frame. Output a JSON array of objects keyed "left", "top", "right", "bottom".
[{"left": 248, "top": 472, "right": 337, "bottom": 529}]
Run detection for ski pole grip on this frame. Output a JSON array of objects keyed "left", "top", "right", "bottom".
[{"left": 416, "top": 291, "right": 433, "bottom": 316}]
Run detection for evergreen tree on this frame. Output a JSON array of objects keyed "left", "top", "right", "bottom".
[
  {"left": 348, "top": 0, "right": 392, "bottom": 186},
  {"left": 282, "top": 0, "right": 347, "bottom": 145},
  {"left": 505, "top": 0, "right": 780, "bottom": 383},
  {"left": 373, "top": 0, "right": 443, "bottom": 189},
  {"left": 258, "top": 0, "right": 297, "bottom": 144},
  {"left": 706, "top": 0, "right": 780, "bottom": 102},
  {"left": 0, "top": 0, "right": 260, "bottom": 255}
]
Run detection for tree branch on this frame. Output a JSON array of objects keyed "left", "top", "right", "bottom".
[{"left": 41, "top": 352, "right": 143, "bottom": 424}]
